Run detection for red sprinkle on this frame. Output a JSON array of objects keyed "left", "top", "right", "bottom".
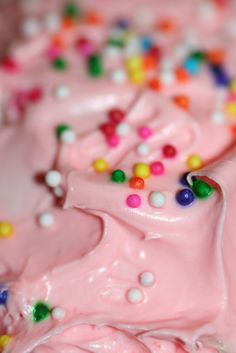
[
  {"left": 100, "top": 122, "right": 116, "bottom": 136},
  {"left": 27, "top": 87, "right": 43, "bottom": 103},
  {"left": 108, "top": 109, "right": 125, "bottom": 124},
  {"left": 162, "top": 144, "right": 177, "bottom": 158},
  {"left": 107, "top": 134, "right": 120, "bottom": 147},
  {"left": 1, "top": 57, "right": 19, "bottom": 72}
]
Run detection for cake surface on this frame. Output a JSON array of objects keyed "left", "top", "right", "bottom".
[{"left": 1, "top": 1, "right": 236, "bottom": 352}]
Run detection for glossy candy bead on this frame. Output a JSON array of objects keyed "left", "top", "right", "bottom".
[
  {"left": 133, "top": 163, "right": 151, "bottom": 179},
  {"left": 56, "top": 124, "right": 71, "bottom": 138},
  {"left": 186, "top": 154, "right": 203, "bottom": 171},
  {"left": 149, "top": 191, "right": 166, "bottom": 208},
  {"left": 150, "top": 161, "right": 164, "bottom": 175},
  {"left": 173, "top": 95, "right": 189, "bottom": 110},
  {"left": 0, "top": 222, "right": 14, "bottom": 239},
  {"left": 107, "top": 134, "right": 120, "bottom": 147},
  {"left": 45, "top": 170, "right": 62, "bottom": 188},
  {"left": 53, "top": 57, "right": 68, "bottom": 71},
  {"left": 32, "top": 302, "right": 51, "bottom": 323},
  {"left": 27, "top": 87, "right": 43, "bottom": 102},
  {"left": 51, "top": 307, "right": 66, "bottom": 320},
  {"left": 191, "top": 180, "right": 214, "bottom": 199},
  {"left": 129, "top": 177, "right": 145, "bottom": 190},
  {"left": 108, "top": 109, "right": 125, "bottom": 124},
  {"left": 210, "top": 65, "right": 230, "bottom": 87},
  {"left": 138, "top": 126, "right": 152, "bottom": 139},
  {"left": 75, "top": 37, "right": 94, "bottom": 57},
  {"left": 139, "top": 271, "right": 155, "bottom": 287},
  {"left": 148, "top": 78, "right": 162, "bottom": 91},
  {"left": 126, "top": 194, "right": 141, "bottom": 208},
  {"left": 162, "top": 144, "right": 177, "bottom": 158},
  {"left": 38, "top": 212, "right": 54, "bottom": 228},
  {"left": 93, "top": 159, "right": 109, "bottom": 173},
  {"left": 64, "top": 3, "right": 80, "bottom": 18},
  {"left": 116, "top": 123, "right": 131, "bottom": 136},
  {"left": 176, "top": 188, "right": 195, "bottom": 206},
  {"left": 127, "top": 288, "right": 143, "bottom": 304},
  {"left": 179, "top": 172, "right": 191, "bottom": 187},
  {"left": 100, "top": 122, "right": 116, "bottom": 137},
  {"left": 0, "top": 285, "right": 8, "bottom": 305},
  {"left": 183, "top": 57, "right": 201, "bottom": 75},
  {"left": 88, "top": 54, "right": 103, "bottom": 77},
  {"left": 111, "top": 169, "right": 126, "bottom": 183},
  {"left": 136, "top": 143, "right": 150, "bottom": 156}
]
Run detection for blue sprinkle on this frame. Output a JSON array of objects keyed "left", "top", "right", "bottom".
[
  {"left": 179, "top": 172, "right": 196, "bottom": 187},
  {"left": 209, "top": 65, "right": 230, "bottom": 87},
  {"left": 0, "top": 285, "right": 8, "bottom": 305},
  {"left": 176, "top": 188, "right": 195, "bottom": 206},
  {"left": 140, "top": 36, "right": 153, "bottom": 52},
  {"left": 183, "top": 57, "right": 201, "bottom": 75},
  {"left": 115, "top": 18, "right": 130, "bottom": 29}
]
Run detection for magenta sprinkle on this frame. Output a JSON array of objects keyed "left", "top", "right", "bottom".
[
  {"left": 138, "top": 126, "right": 152, "bottom": 139},
  {"left": 107, "top": 134, "right": 120, "bottom": 147},
  {"left": 126, "top": 194, "right": 141, "bottom": 208},
  {"left": 150, "top": 161, "right": 164, "bottom": 175}
]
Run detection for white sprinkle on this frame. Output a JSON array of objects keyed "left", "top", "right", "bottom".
[
  {"left": 127, "top": 288, "right": 143, "bottom": 304},
  {"left": 136, "top": 143, "right": 150, "bottom": 156},
  {"left": 139, "top": 271, "right": 155, "bottom": 287},
  {"left": 160, "top": 69, "right": 175, "bottom": 86},
  {"left": 45, "top": 170, "right": 62, "bottom": 188},
  {"left": 38, "top": 212, "right": 54, "bottom": 228},
  {"left": 103, "top": 46, "right": 122, "bottom": 59},
  {"left": 54, "top": 85, "right": 71, "bottom": 99},
  {"left": 44, "top": 13, "right": 61, "bottom": 33},
  {"left": 116, "top": 123, "right": 131, "bottom": 137},
  {"left": 211, "top": 111, "right": 225, "bottom": 125},
  {"left": 60, "top": 130, "right": 76, "bottom": 144},
  {"left": 149, "top": 191, "right": 166, "bottom": 208},
  {"left": 21, "top": 17, "right": 42, "bottom": 38},
  {"left": 51, "top": 307, "right": 66, "bottom": 320},
  {"left": 110, "top": 69, "right": 127, "bottom": 84}
]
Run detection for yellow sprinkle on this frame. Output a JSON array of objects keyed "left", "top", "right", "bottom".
[
  {"left": 186, "top": 154, "right": 204, "bottom": 171},
  {"left": 126, "top": 56, "right": 143, "bottom": 71},
  {"left": 230, "top": 80, "right": 236, "bottom": 93},
  {"left": 92, "top": 159, "right": 109, "bottom": 173},
  {"left": 0, "top": 335, "right": 12, "bottom": 349},
  {"left": 0, "top": 222, "right": 14, "bottom": 239},
  {"left": 225, "top": 103, "right": 236, "bottom": 118},
  {"left": 128, "top": 70, "right": 145, "bottom": 85},
  {"left": 133, "top": 163, "right": 151, "bottom": 179}
]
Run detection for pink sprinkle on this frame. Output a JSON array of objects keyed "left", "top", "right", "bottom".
[
  {"left": 138, "top": 126, "right": 152, "bottom": 140},
  {"left": 75, "top": 38, "right": 95, "bottom": 58},
  {"left": 126, "top": 194, "right": 141, "bottom": 208},
  {"left": 107, "top": 134, "right": 120, "bottom": 147},
  {"left": 150, "top": 161, "right": 165, "bottom": 175},
  {"left": 47, "top": 46, "right": 61, "bottom": 60}
]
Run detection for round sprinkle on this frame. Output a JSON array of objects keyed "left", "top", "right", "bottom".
[
  {"left": 54, "top": 85, "right": 70, "bottom": 99},
  {"left": 56, "top": 124, "right": 70, "bottom": 137},
  {"left": 32, "top": 302, "right": 51, "bottom": 323},
  {"left": 21, "top": 17, "right": 41, "bottom": 37},
  {"left": 186, "top": 154, "right": 203, "bottom": 171},
  {"left": 38, "top": 212, "right": 54, "bottom": 228},
  {"left": 133, "top": 163, "right": 151, "bottom": 179},
  {"left": 129, "top": 177, "right": 145, "bottom": 190},
  {"left": 60, "top": 129, "right": 76, "bottom": 144},
  {"left": 126, "top": 194, "right": 141, "bottom": 208},
  {"left": 191, "top": 180, "right": 214, "bottom": 199},
  {"left": 162, "top": 144, "right": 177, "bottom": 158},
  {"left": 53, "top": 57, "right": 68, "bottom": 71},
  {"left": 149, "top": 191, "right": 166, "bottom": 208},
  {"left": 211, "top": 111, "right": 225, "bottom": 124},
  {"left": 116, "top": 123, "right": 131, "bottom": 137},
  {"left": 108, "top": 108, "right": 125, "bottom": 124},
  {"left": 136, "top": 143, "right": 150, "bottom": 156},
  {"left": 160, "top": 69, "right": 175, "bottom": 86},
  {"left": 0, "top": 285, "right": 8, "bottom": 305},
  {"left": 111, "top": 169, "right": 126, "bottom": 183},
  {"left": 127, "top": 288, "right": 143, "bottom": 304},
  {"left": 110, "top": 69, "right": 127, "bottom": 84},
  {"left": 0, "top": 335, "right": 12, "bottom": 350},
  {"left": 139, "top": 271, "right": 155, "bottom": 287},
  {"left": 150, "top": 161, "right": 164, "bottom": 176},
  {"left": 53, "top": 186, "right": 64, "bottom": 198},
  {"left": 138, "top": 126, "right": 152, "bottom": 139},
  {"left": 100, "top": 122, "right": 116, "bottom": 137},
  {"left": 93, "top": 159, "right": 109, "bottom": 173},
  {"left": 45, "top": 170, "right": 62, "bottom": 188},
  {"left": 107, "top": 134, "right": 120, "bottom": 147},
  {"left": 179, "top": 172, "right": 191, "bottom": 187},
  {"left": 51, "top": 307, "right": 66, "bottom": 320},
  {"left": 176, "top": 188, "right": 195, "bottom": 206},
  {"left": 0, "top": 223, "right": 14, "bottom": 239}
]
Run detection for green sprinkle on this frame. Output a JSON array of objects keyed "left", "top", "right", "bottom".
[
  {"left": 88, "top": 54, "right": 103, "bottom": 78},
  {"left": 108, "top": 39, "right": 124, "bottom": 48},
  {"left": 189, "top": 51, "right": 206, "bottom": 62},
  {"left": 111, "top": 169, "right": 126, "bottom": 183},
  {"left": 56, "top": 124, "right": 71, "bottom": 138},
  {"left": 191, "top": 179, "right": 214, "bottom": 199},
  {"left": 53, "top": 58, "right": 68, "bottom": 71},
  {"left": 32, "top": 302, "right": 51, "bottom": 323},
  {"left": 64, "top": 3, "right": 81, "bottom": 18}
]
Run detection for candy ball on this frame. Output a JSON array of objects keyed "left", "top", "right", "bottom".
[
  {"left": 21, "top": 17, "right": 41, "bottom": 38},
  {"left": 32, "top": 302, "right": 51, "bottom": 323},
  {"left": 93, "top": 159, "right": 109, "bottom": 173},
  {"left": 111, "top": 169, "right": 126, "bottom": 183},
  {"left": 191, "top": 180, "right": 215, "bottom": 199},
  {"left": 53, "top": 57, "right": 68, "bottom": 71},
  {"left": 150, "top": 161, "right": 164, "bottom": 175},
  {"left": 110, "top": 69, "right": 127, "bottom": 84},
  {"left": 133, "top": 163, "right": 151, "bottom": 179},
  {"left": 149, "top": 191, "right": 166, "bottom": 208},
  {"left": 186, "top": 154, "right": 203, "bottom": 171},
  {"left": 138, "top": 126, "right": 152, "bottom": 139},
  {"left": 126, "top": 194, "right": 141, "bottom": 208},
  {"left": 127, "top": 288, "right": 143, "bottom": 304},
  {"left": 51, "top": 307, "right": 66, "bottom": 320},
  {"left": 176, "top": 188, "right": 195, "bottom": 206},
  {"left": 136, "top": 143, "right": 150, "bottom": 156},
  {"left": 54, "top": 84, "right": 70, "bottom": 99},
  {"left": 0, "top": 285, "right": 8, "bottom": 305},
  {"left": 45, "top": 170, "right": 62, "bottom": 188},
  {"left": 0, "top": 222, "right": 14, "bottom": 239},
  {"left": 129, "top": 177, "right": 145, "bottom": 190},
  {"left": 139, "top": 271, "right": 155, "bottom": 287},
  {"left": 108, "top": 108, "right": 125, "bottom": 124},
  {"left": 116, "top": 123, "right": 131, "bottom": 137},
  {"left": 107, "top": 134, "right": 120, "bottom": 147},
  {"left": 38, "top": 212, "right": 54, "bottom": 228},
  {"left": 162, "top": 144, "right": 177, "bottom": 158}
]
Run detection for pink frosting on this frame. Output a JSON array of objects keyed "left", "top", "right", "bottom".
[{"left": 1, "top": 1, "right": 236, "bottom": 352}]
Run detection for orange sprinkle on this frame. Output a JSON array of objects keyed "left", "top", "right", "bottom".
[
  {"left": 175, "top": 67, "right": 190, "bottom": 82},
  {"left": 230, "top": 125, "right": 236, "bottom": 138},
  {"left": 173, "top": 95, "right": 190, "bottom": 110},
  {"left": 157, "top": 19, "right": 176, "bottom": 33},
  {"left": 84, "top": 11, "right": 102, "bottom": 26},
  {"left": 129, "top": 177, "right": 145, "bottom": 190},
  {"left": 62, "top": 17, "right": 77, "bottom": 30},
  {"left": 51, "top": 35, "right": 66, "bottom": 49},
  {"left": 147, "top": 78, "right": 162, "bottom": 91},
  {"left": 143, "top": 53, "right": 157, "bottom": 71},
  {"left": 207, "top": 49, "right": 225, "bottom": 65}
]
